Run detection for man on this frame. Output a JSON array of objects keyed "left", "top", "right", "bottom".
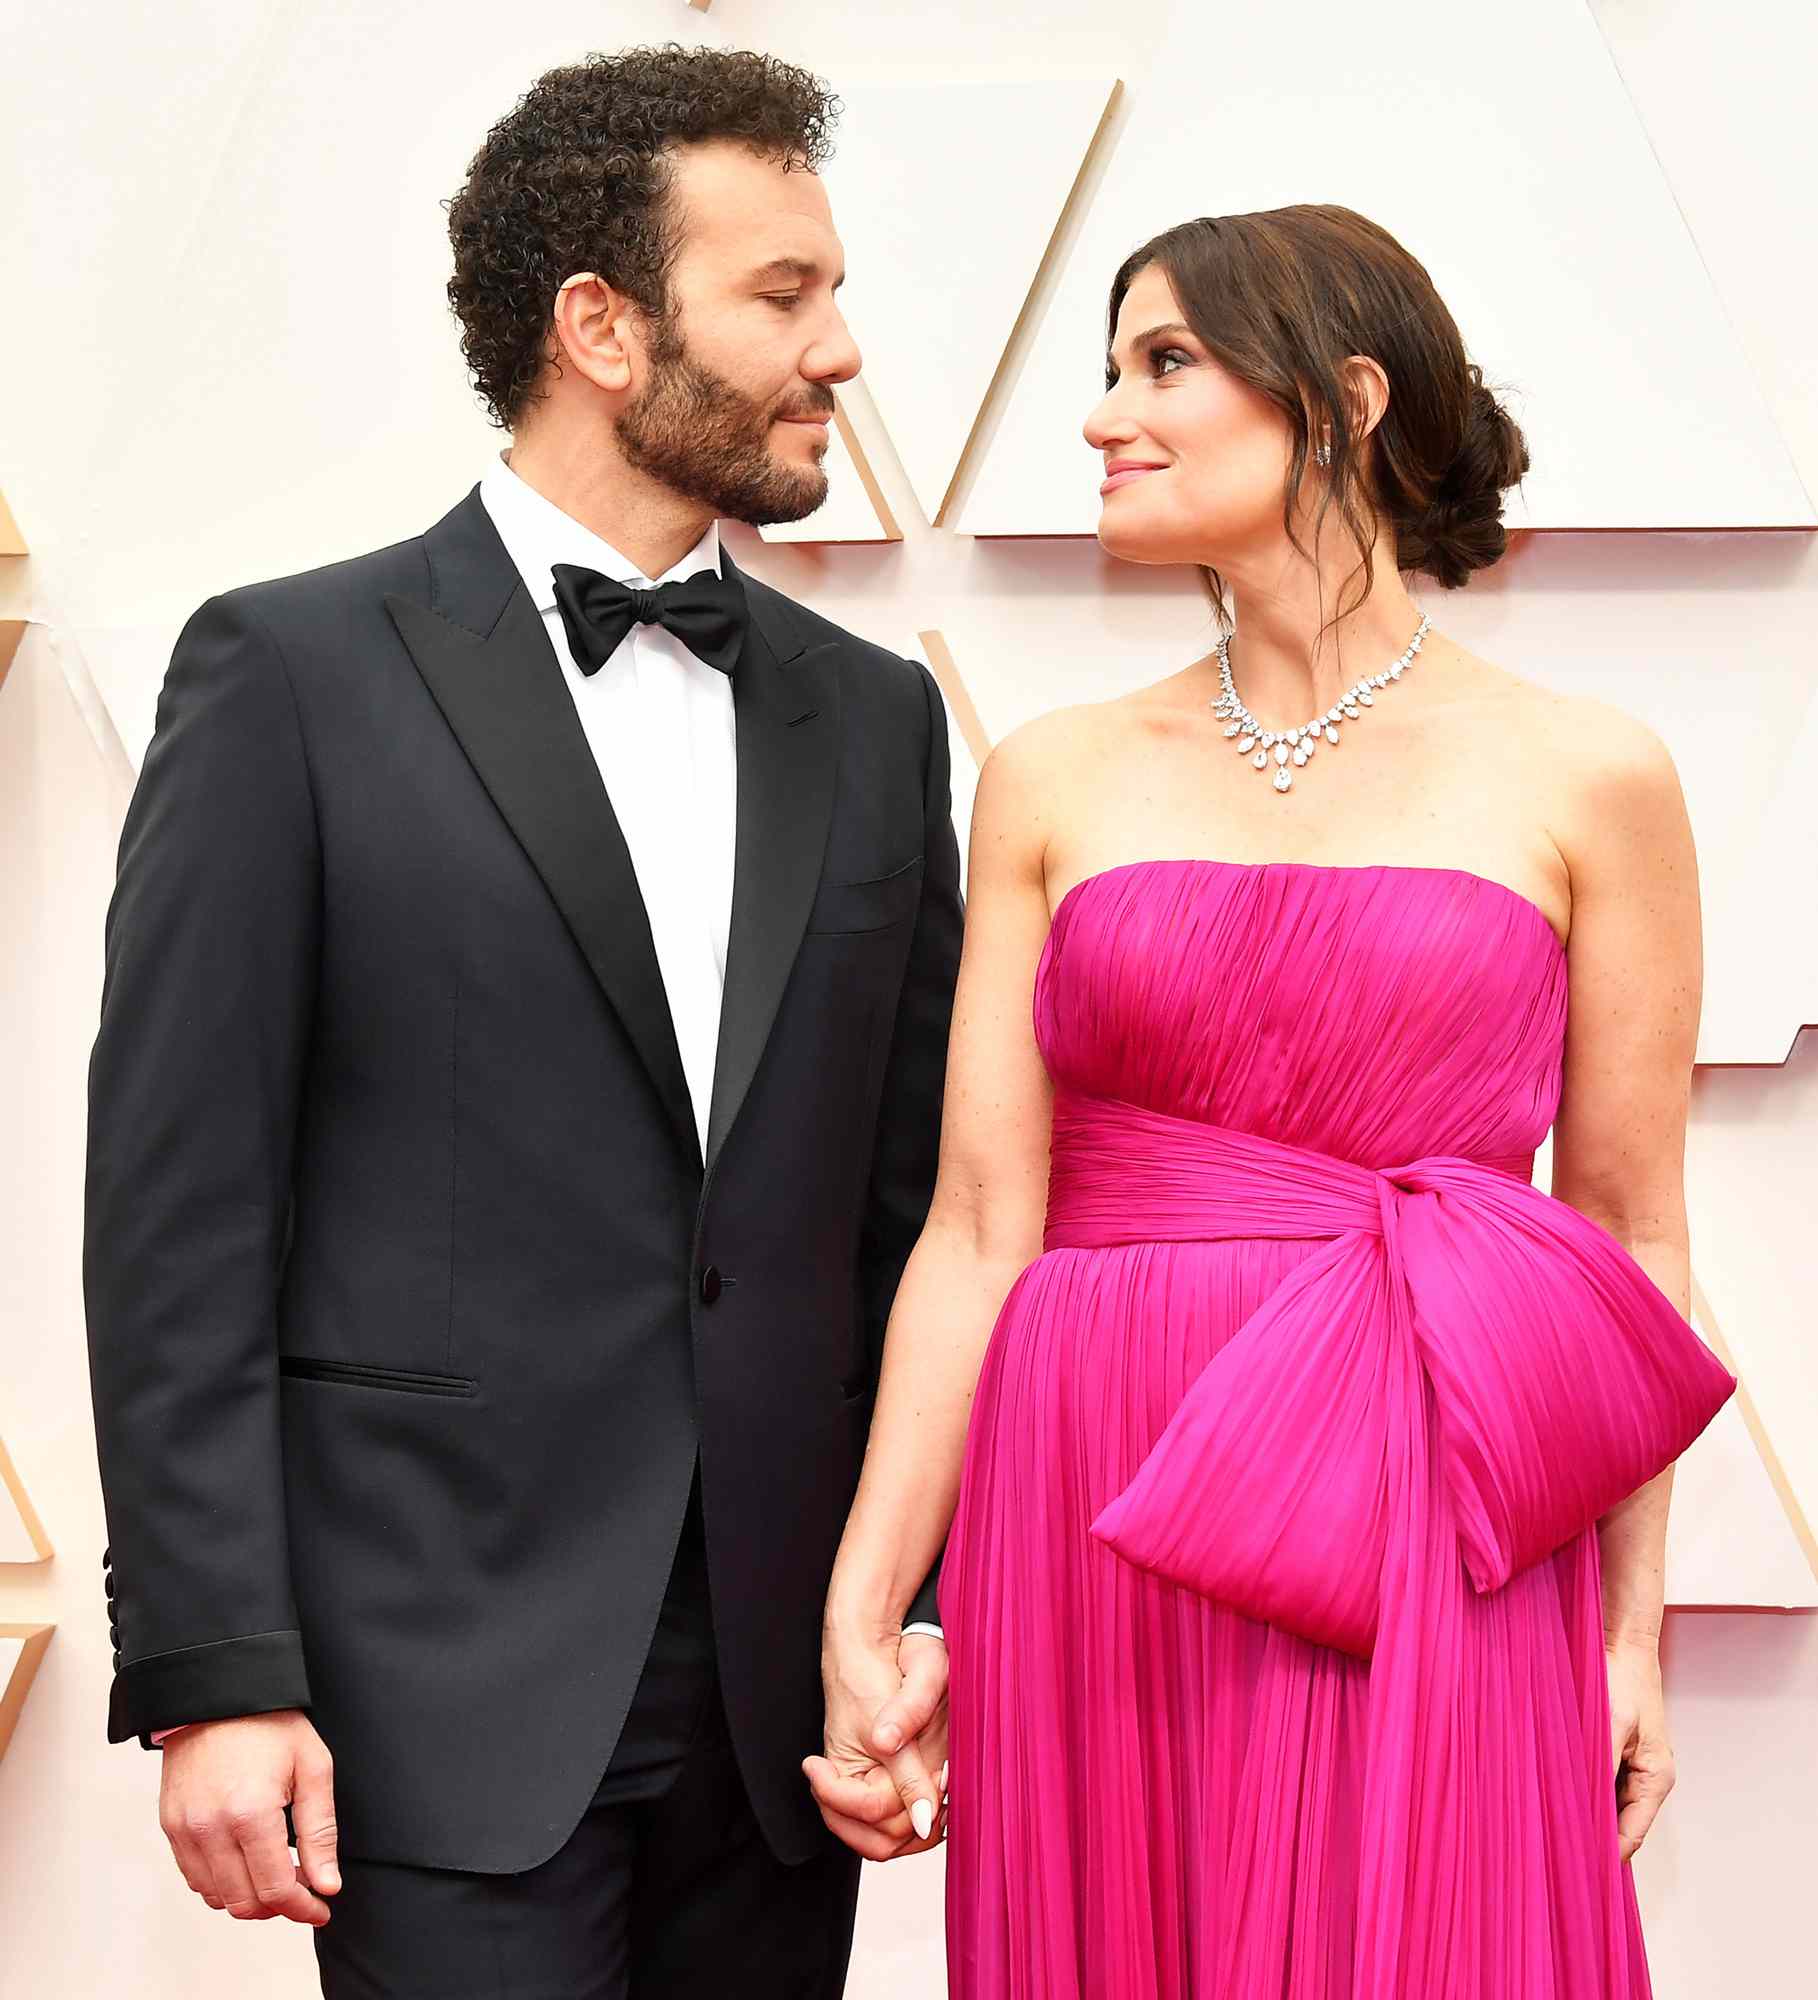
[{"left": 85, "top": 45, "right": 954, "bottom": 1997}]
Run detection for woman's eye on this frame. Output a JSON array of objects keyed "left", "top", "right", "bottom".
[{"left": 1105, "top": 347, "right": 1192, "bottom": 390}]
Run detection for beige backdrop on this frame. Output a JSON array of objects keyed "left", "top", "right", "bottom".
[{"left": 3, "top": 2, "right": 1815, "bottom": 1995}]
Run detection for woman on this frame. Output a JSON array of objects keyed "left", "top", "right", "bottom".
[{"left": 810, "top": 205, "right": 1734, "bottom": 1996}]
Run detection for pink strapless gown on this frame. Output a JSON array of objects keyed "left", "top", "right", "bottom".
[{"left": 938, "top": 859, "right": 1734, "bottom": 2000}]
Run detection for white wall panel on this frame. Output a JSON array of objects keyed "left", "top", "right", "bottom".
[
  {"left": 956, "top": 0, "right": 1815, "bottom": 536},
  {"left": 758, "top": 391, "right": 902, "bottom": 543},
  {"left": 823, "top": 79, "right": 1119, "bottom": 524}
]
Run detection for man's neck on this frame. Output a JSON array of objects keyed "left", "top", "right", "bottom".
[{"left": 501, "top": 437, "right": 716, "bottom": 581}]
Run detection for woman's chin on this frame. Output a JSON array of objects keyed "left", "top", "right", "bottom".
[{"left": 1096, "top": 519, "right": 1179, "bottom": 566}]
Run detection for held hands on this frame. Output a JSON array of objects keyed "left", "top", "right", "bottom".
[
  {"left": 158, "top": 1709, "right": 341, "bottom": 1925},
  {"left": 1606, "top": 1636, "right": 1675, "bottom": 1864},
  {"left": 804, "top": 1628, "right": 950, "bottom": 1861}
]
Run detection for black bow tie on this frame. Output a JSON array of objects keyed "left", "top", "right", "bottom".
[{"left": 550, "top": 563, "right": 749, "bottom": 679}]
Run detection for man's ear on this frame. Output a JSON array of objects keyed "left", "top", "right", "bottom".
[{"left": 548, "top": 272, "right": 639, "bottom": 396}]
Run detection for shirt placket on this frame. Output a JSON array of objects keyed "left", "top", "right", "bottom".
[{"left": 629, "top": 621, "right": 721, "bottom": 1161}]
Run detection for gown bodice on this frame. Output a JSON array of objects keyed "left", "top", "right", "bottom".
[{"left": 1036, "top": 858, "right": 1568, "bottom": 1174}]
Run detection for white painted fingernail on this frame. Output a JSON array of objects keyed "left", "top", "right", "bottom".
[
  {"left": 939, "top": 1760, "right": 949, "bottom": 1794},
  {"left": 911, "top": 1798, "right": 935, "bottom": 1840}
]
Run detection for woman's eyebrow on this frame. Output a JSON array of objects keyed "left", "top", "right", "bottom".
[{"left": 1106, "top": 321, "right": 1194, "bottom": 373}]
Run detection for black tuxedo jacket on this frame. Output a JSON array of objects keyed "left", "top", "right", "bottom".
[{"left": 84, "top": 485, "right": 962, "bottom": 1872}]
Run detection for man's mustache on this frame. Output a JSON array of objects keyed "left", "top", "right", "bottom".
[{"left": 776, "top": 393, "right": 837, "bottom": 422}]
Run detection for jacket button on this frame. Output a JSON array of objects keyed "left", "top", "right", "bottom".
[
  {"left": 699, "top": 1264, "right": 723, "bottom": 1305},
  {"left": 104, "top": 1575, "right": 115, "bottom": 1603}
]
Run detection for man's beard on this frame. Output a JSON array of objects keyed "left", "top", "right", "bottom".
[{"left": 615, "top": 314, "right": 832, "bottom": 526}]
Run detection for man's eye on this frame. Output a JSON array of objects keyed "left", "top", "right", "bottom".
[{"left": 764, "top": 294, "right": 803, "bottom": 310}]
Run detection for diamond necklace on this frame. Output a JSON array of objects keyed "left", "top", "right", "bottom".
[{"left": 1211, "top": 613, "right": 1431, "bottom": 795}]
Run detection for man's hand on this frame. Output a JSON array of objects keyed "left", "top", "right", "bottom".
[
  {"left": 804, "top": 1627, "right": 949, "bottom": 1861},
  {"left": 158, "top": 1709, "right": 340, "bottom": 1925},
  {"left": 870, "top": 1631, "right": 948, "bottom": 1769}
]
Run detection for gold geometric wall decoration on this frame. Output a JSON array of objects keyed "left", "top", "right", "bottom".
[
  {"left": 759, "top": 388, "right": 902, "bottom": 544},
  {"left": 0, "top": 1626, "right": 55, "bottom": 1766},
  {"left": 1697, "top": 676, "right": 1818, "bottom": 1066},
  {"left": 0, "top": 1432, "right": 54, "bottom": 1564},
  {"left": 0, "top": 486, "right": 26, "bottom": 694},
  {"left": 0, "top": 488, "right": 134, "bottom": 792},
  {"left": 917, "top": 629, "right": 991, "bottom": 773},
  {"left": 953, "top": 0, "right": 1814, "bottom": 534},
  {"left": 813, "top": 77, "right": 1122, "bottom": 531},
  {"left": 904, "top": 629, "right": 987, "bottom": 899},
  {"left": 1691, "top": 1274, "right": 1818, "bottom": 1588},
  {"left": 829, "top": 396, "right": 902, "bottom": 541},
  {"left": 2, "top": 480, "right": 58, "bottom": 1771}
]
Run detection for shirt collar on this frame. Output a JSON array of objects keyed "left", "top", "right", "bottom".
[{"left": 478, "top": 451, "right": 723, "bottom": 614}]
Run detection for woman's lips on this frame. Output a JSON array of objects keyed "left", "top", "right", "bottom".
[{"left": 1100, "top": 465, "right": 1164, "bottom": 493}]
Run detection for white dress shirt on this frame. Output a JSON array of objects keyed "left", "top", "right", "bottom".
[
  {"left": 479, "top": 451, "right": 735, "bottom": 1165},
  {"left": 483, "top": 454, "right": 946, "bottom": 1647}
]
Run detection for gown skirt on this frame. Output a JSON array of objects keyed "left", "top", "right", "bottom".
[{"left": 938, "top": 859, "right": 1734, "bottom": 2000}]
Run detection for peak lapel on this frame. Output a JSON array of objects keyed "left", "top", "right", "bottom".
[
  {"left": 386, "top": 487, "right": 699, "bottom": 1168},
  {"left": 704, "top": 551, "right": 841, "bottom": 1178}
]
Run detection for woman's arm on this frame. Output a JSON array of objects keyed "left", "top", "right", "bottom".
[
  {"left": 1547, "top": 700, "right": 1703, "bottom": 1862},
  {"left": 805, "top": 715, "right": 1074, "bottom": 1858}
]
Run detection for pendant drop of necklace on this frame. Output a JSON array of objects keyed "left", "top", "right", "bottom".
[{"left": 1212, "top": 613, "right": 1431, "bottom": 795}]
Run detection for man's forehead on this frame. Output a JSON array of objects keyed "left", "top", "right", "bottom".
[{"left": 670, "top": 138, "right": 834, "bottom": 235}]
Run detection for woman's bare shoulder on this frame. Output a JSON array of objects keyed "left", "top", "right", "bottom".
[
  {"left": 1440, "top": 643, "right": 1671, "bottom": 762},
  {"left": 979, "top": 697, "right": 1139, "bottom": 789},
  {"left": 1439, "top": 645, "right": 1687, "bottom": 889},
  {"left": 969, "top": 698, "right": 1146, "bottom": 890},
  {"left": 1464, "top": 653, "right": 1681, "bottom": 802}
]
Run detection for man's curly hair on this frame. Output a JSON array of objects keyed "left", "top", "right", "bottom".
[{"left": 445, "top": 44, "right": 841, "bottom": 431}]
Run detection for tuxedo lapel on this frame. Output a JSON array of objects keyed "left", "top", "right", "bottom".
[
  {"left": 386, "top": 486, "right": 699, "bottom": 1167},
  {"left": 705, "top": 548, "right": 841, "bottom": 1180}
]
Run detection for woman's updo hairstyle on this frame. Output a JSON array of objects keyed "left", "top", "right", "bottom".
[{"left": 1106, "top": 204, "right": 1530, "bottom": 630}]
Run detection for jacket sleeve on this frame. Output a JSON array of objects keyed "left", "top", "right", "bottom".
[
  {"left": 859, "top": 659, "right": 965, "bottom": 1633},
  {"left": 85, "top": 590, "right": 320, "bottom": 1745}
]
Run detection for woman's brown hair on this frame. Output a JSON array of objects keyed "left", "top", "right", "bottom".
[{"left": 1106, "top": 204, "right": 1530, "bottom": 635}]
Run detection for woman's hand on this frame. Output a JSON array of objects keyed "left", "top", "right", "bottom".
[
  {"left": 1606, "top": 1635, "right": 1674, "bottom": 1864},
  {"left": 804, "top": 1626, "right": 949, "bottom": 1861}
]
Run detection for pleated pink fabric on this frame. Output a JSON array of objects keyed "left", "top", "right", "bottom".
[{"left": 938, "top": 858, "right": 1734, "bottom": 2000}]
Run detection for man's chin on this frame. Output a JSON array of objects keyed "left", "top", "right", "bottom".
[{"left": 737, "top": 468, "right": 830, "bottom": 529}]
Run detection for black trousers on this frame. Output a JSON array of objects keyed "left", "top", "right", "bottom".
[{"left": 313, "top": 1466, "right": 861, "bottom": 1998}]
